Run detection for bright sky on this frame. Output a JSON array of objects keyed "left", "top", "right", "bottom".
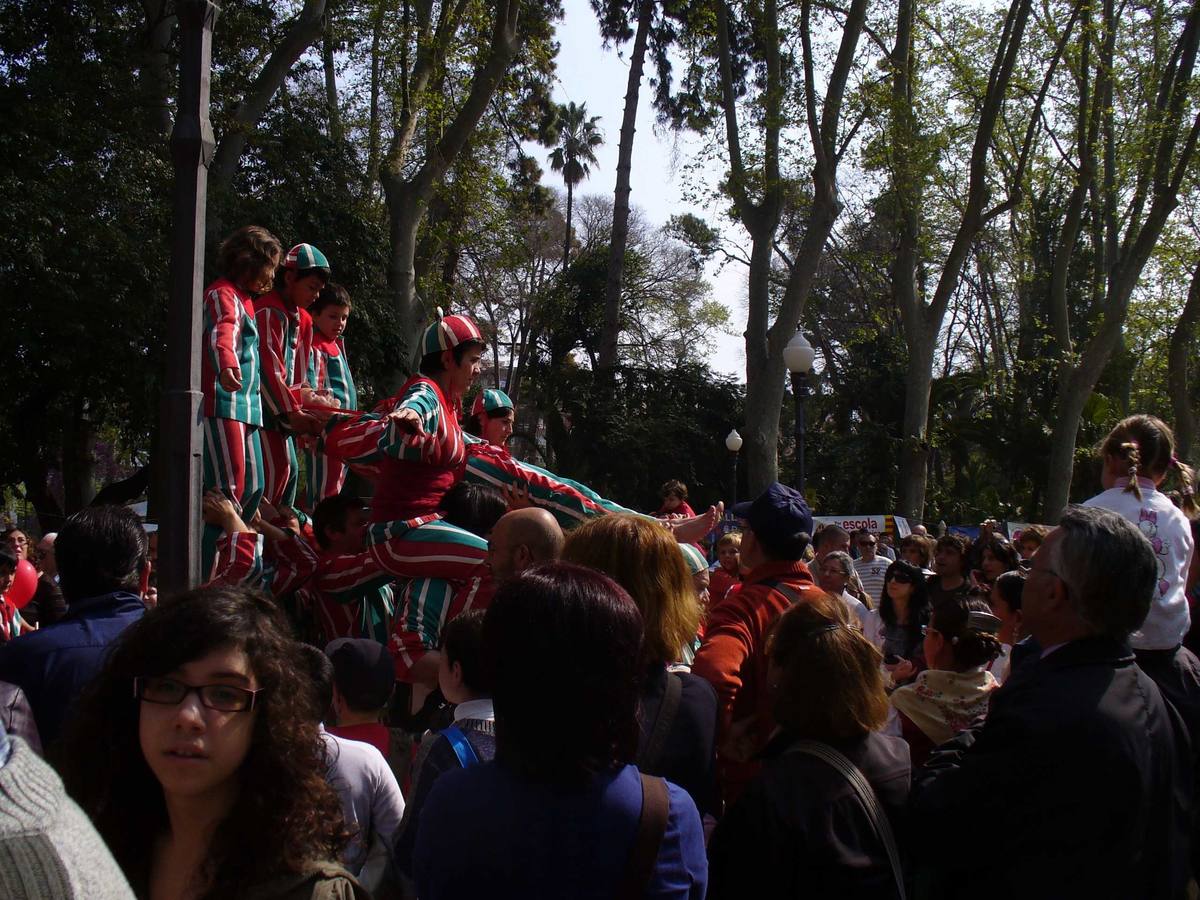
[{"left": 547, "top": 0, "right": 748, "bottom": 380}]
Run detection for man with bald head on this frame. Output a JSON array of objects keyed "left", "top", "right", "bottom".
[{"left": 487, "top": 508, "right": 564, "bottom": 583}]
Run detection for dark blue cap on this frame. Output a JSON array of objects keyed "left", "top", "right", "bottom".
[{"left": 731, "top": 482, "right": 813, "bottom": 540}]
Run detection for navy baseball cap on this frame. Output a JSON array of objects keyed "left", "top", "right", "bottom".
[
  {"left": 325, "top": 638, "right": 395, "bottom": 710},
  {"left": 732, "top": 482, "right": 813, "bottom": 540}
]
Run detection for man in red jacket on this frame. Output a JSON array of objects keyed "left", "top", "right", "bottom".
[{"left": 692, "top": 482, "right": 822, "bottom": 808}]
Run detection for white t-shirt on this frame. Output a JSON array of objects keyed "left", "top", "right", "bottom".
[
  {"left": 854, "top": 556, "right": 890, "bottom": 608},
  {"left": 1083, "top": 480, "right": 1196, "bottom": 650},
  {"left": 320, "top": 726, "right": 407, "bottom": 876},
  {"left": 840, "top": 591, "right": 872, "bottom": 633}
]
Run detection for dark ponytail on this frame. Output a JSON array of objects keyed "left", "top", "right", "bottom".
[{"left": 931, "top": 594, "right": 1003, "bottom": 671}]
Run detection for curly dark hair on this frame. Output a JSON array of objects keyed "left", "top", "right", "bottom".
[
  {"left": 879, "top": 558, "right": 932, "bottom": 629},
  {"left": 59, "top": 586, "right": 349, "bottom": 899}
]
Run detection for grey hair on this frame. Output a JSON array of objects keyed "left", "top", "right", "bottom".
[
  {"left": 823, "top": 551, "right": 854, "bottom": 577},
  {"left": 1048, "top": 505, "right": 1158, "bottom": 639}
]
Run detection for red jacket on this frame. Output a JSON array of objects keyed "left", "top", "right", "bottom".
[{"left": 691, "top": 558, "right": 821, "bottom": 805}]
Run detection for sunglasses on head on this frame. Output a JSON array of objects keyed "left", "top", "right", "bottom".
[{"left": 889, "top": 571, "right": 913, "bottom": 584}]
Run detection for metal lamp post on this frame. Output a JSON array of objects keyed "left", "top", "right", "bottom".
[
  {"left": 725, "top": 428, "right": 743, "bottom": 509},
  {"left": 782, "top": 329, "right": 816, "bottom": 496},
  {"left": 158, "top": 0, "right": 220, "bottom": 593}
]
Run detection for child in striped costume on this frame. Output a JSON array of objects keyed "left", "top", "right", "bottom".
[
  {"left": 201, "top": 226, "right": 282, "bottom": 572},
  {"left": 301, "top": 493, "right": 395, "bottom": 646},
  {"left": 256, "top": 243, "right": 330, "bottom": 511},
  {"left": 305, "top": 282, "right": 358, "bottom": 508}
]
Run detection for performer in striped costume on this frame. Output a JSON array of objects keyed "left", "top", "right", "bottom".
[
  {"left": 256, "top": 243, "right": 330, "bottom": 510},
  {"left": 200, "top": 226, "right": 282, "bottom": 571},
  {"left": 305, "top": 283, "right": 358, "bottom": 508},
  {"left": 322, "top": 310, "right": 485, "bottom": 523},
  {"left": 300, "top": 494, "right": 395, "bottom": 646}
]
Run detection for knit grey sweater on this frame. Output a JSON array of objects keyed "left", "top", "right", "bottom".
[{"left": 0, "top": 736, "right": 135, "bottom": 899}]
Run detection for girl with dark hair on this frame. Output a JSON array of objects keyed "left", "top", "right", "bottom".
[
  {"left": 864, "top": 559, "right": 932, "bottom": 686},
  {"left": 413, "top": 562, "right": 708, "bottom": 900},
  {"left": 1084, "top": 414, "right": 1197, "bottom": 652},
  {"left": 989, "top": 570, "right": 1026, "bottom": 681},
  {"left": 890, "top": 594, "right": 1003, "bottom": 766},
  {"left": 975, "top": 536, "right": 1021, "bottom": 587},
  {"left": 707, "top": 595, "right": 910, "bottom": 900},
  {"left": 60, "top": 586, "right": 365, "bottom": 900}
]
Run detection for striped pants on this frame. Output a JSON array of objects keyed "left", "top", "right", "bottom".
[
  {"left": 261, "top": 428, "right": 299, "bottom": 510},
  {"left": 304, "top": 447, "right": 347, "bottom": 510},
  {"left": 201, "top": 417, "right": 264, "bottom": 574}
]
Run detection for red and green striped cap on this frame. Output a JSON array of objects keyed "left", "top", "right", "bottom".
[
  {"left": 283, "top": 243, "right": 330, "bottom": 271},
  {"left": 471, "top": 389, "right": 513, "bottom": 418},
  {"left": 422, "top": 307, "right": 484, "bottom": 357}
]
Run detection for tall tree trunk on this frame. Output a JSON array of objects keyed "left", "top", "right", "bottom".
[
  {"left": 363, "top": 0, "right": 385, "bottom": 196},
  {"left": 322, "top": 11, "right": 343, "bottom": 144},
  {"left": 61, "top": 397, "right": 96, "bottom": 513},
  {"left": 381, "top": 189, "right": 427, "bottom": 379},
  {"left": 599, "top": 0, "right": 654, "bottom": 371},
  {"left": 1041, "top": 0, "right": 1200, "bottom": 520},
  {"left": 208, "top": 0, "right": 328, "bottom": 193},
  {"left": 1169, "top": 261, "right": 1200, "bottom": 459},
  {"left": 890, "top": 0, "right": 1038, "bottom": 520},
  {"left": 381, "top": 0, "right": 523, "bottom": 377},
  {"left": 743, "top": 234, "right": 782, "bottom": 492},
  {"left": 562, "top": 181, "right": 574, "bottom": 272}
]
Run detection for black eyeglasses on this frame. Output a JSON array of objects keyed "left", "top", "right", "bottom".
[{"left": 134, "top": 676, "right": 262, "bottom": 712}]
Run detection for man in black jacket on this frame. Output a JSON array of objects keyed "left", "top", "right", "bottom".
[{"left": 911, "top": 505, "right": 1192, "bottom": 899}]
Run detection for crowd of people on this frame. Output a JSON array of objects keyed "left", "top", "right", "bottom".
[{"left": 0, "top": 224, "right": 1197, "bottom": 899}]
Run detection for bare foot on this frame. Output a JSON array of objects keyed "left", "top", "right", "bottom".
[{"left": 670, "top": 502, "right": 724, "bottom": 544}]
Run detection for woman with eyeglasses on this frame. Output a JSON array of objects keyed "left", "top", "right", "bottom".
[
  {"left": 60, "top": 586, "right": 367, "bottom": 900},
  {"left": 890, "top": 594, "right": 1002, "bottom": 767},
  {"left": 864, "top": 559, "right": 931, "bottom": 687}
]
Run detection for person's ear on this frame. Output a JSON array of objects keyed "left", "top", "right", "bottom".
[
  {"left": 441, "top": 348, "right": 457, "bottom": 371},
  {"left": 515, "top": 544, "right": 532, "bottom": 570},
  {"left": 449, "top": 660, "right": 465, "bottom": 692},
  {"left": 138, "top": 559, "right": 152, "bottom": 595}
]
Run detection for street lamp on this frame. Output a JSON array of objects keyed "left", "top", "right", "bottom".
[
  {"left": 725, "top": 428, "right": 743, "bottom": 509},
  {"left": 158, "top": 0, "right": 220, "bottom": 593},
  {"left": 783, "top": 329, "right": 815, "bottom": 496}
]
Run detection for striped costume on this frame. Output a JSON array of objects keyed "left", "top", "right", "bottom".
[
  {"left": 324, "top": 375, "right": 467, "bottom": 522},
  {"left": 300, "top": 548, "right": 396, "bottom": 646},
  {"left": 305, "top": 334, "right": 358, "bottom": 507},
  {"left": 255, "top": 290, "right": 315, "bottom": 509},
  {"left": 201, "top": 278, "right": 264, "bottom": 570},
  {"left": 463, "top": 441, "right": 636, "bottom": 528}
]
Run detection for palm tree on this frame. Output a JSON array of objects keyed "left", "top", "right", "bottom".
[{"left": 548, "top": 101, "right": 604, "bottom": 271}]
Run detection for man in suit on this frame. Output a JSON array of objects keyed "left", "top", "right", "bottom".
[{"left": 911, "top": 505, "right": 1192, "bottom": 899}]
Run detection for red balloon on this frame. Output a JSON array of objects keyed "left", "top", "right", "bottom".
[{"left": 7, "top": 559, "right": 38, "bottom": 609}]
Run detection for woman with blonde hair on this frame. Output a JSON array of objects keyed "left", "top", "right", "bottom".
[
  {"left": 563, "top": 515, "right": 719, "bottom": 817},
  {"left": 707, "top": 594, "right": 909, "bottom": 899}
]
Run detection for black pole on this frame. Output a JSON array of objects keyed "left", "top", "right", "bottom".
[
  {"left": 730, "top": 450, "right": 739, "bottom": 510},
  {"left": 791, "top": 370, "right": 808, "bottom": 496},
  {"left": 158, "top": 0, "right": 219, "bottom": 594}
]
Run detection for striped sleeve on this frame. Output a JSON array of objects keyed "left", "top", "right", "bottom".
[
  {"left": 256, "top": 307, "right": 301, "bottom": 417},
  {"left": 204, "top": 532, "right": 265, "bottom": 588},
  {"left": 206, "top": 284, "right": 243, "bottom": 374},
  {"left": 265, "top": 531, "right": 319, "bottom": 597},
  {"left": 321, "top": 382, "right": 442, "bottom": 465},
  {"left": 315, "top": 548, "right": 393, "bottom": 600}
]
